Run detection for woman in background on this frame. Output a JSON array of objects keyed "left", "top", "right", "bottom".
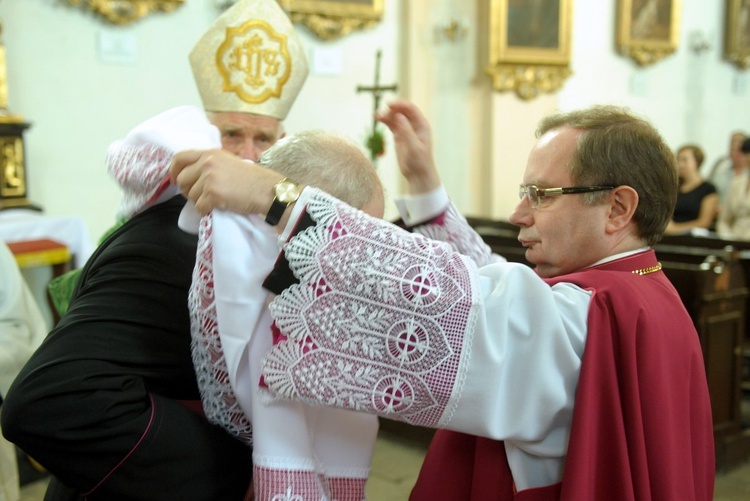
[
  {"left": 665, "top": 144, "right": 718, "bottom": 235},
  {"left": 717, "top": 138, "right": 750, "bottom": 240}
]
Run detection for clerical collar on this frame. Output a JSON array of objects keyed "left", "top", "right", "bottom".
[{"left": 586, "top": 246, "right": 650, "bottom": 270}]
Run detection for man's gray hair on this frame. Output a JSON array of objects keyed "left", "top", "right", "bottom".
[{"left": 258, "top": 130, "right": 382, "bottom": 210}]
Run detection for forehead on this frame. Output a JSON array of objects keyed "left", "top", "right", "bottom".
[
  {"left": 210, "top": 112, "right": 280, "bottom": 133},
  {"left": 523, "top": 126, "right": 581, "bottom": 185}
]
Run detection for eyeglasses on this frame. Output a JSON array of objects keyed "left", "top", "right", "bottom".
[{"left": 519, "top": 184, "right": 616, "bottom": 209}]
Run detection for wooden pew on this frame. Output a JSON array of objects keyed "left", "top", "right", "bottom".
[
  {"left": 655, "top": 251, "right": 750, "bottom": 471},
  {"left": 658, "top": 233, "right": 750, "bottom": 344}
]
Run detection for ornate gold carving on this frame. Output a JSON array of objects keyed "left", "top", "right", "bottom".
[
  {"left": 724, "top": 0, "right": 750, "bottom": 70},
  {"left": 65, "top": 0, "right": 185, "bottom": 25},
  {"left": 0, "top": 18, "right": 7, "bottom": 112},
  {"left": 0, "top": 137, "right": 25, "bottom": 198},
  {"left": 440, "top": 19, "right": 468, "bottom": 43},
  {"left": 488, "top": 64, "right": 572, "bottom": 101},
  {"left": 279, "top": 1, "right": 384, "bottom": 41},
  {"left": 0, "top": 18, "right": 23, "bottom": 123},
  {"left": 288, "top": 12, "right": 377, "bottom": 41},
  {"left": 726, "top": 51, "right": 750, "bottom": 70},
  {"left": 621, "top": 44, "right": 676, "bottom": 67}
]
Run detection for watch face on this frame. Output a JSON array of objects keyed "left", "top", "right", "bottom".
[{"left": 276, "top": 180, "right": 301, "bottom": 204}]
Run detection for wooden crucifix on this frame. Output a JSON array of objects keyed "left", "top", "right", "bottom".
[{"left": 356, "top": 49, "right": 397, "bottom": 160}]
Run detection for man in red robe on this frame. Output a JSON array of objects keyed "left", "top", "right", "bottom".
[{"left": 170, "top": 100, "right": 715, "bottom": 500}]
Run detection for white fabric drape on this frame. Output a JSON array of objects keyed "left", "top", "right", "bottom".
[{"left": 0, "top": 241, "right": 48, "bottom": 501}]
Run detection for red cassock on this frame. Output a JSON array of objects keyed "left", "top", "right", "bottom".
[{"left": 411, "top": 251, "right": 714, "bottom": 501}]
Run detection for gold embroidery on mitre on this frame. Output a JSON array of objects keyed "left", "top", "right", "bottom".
[{"left": 216, "top": 20, "right": 291, "bottom": 105}]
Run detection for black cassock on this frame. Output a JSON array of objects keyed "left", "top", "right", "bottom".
[{"left": 2, "top": 196, "right": 252, "bottom": 500}]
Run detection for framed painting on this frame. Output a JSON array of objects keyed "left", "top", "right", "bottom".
[
  {"left": 487, "top": 0, "right": 573, "bottom": 100},
  {"left": 278, "top": 0, "right": 385, "bottom": 41},
  {"left": 616, "top": 0, "right": 681, "bottom": 66},
  {"left": 724, "top": 0, "right": 750, "bottom": 69}
]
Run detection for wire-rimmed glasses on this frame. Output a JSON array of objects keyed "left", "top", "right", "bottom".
[{"left": 519, "top": 184, "right": 616, "bottom": 209}]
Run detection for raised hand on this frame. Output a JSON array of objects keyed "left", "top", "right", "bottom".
[{"left": 376, "top": 100, "right": 441, "bottom": 194}]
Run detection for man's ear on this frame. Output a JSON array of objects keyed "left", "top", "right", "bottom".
[{"left": 605, "top": 185, "right": 638, "bottom": 234}]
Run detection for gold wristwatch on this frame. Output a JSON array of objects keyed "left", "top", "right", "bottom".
[{"left": 265, "top": 178, "right": 301, "bottom": 226}]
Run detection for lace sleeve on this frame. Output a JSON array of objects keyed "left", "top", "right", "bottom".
[
  {"left": 411, "top": 204, "right": 506, "bottom": 268},
  {"left": 262, "top": 189, "right": 481, "bottom": 429}
]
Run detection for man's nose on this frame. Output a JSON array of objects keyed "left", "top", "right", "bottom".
[
  {"left": 237, "top": 143, "right": 263, "bottom": 162},
  {"left": 508, "top": 197, "right": 531, "bottom": 227}
]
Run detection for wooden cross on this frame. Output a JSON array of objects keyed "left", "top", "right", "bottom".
[{"left": 356, "top": 49, "right": 398, "bottom": 149}]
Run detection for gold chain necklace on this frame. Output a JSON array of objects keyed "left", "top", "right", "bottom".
[{"left": 631, "top": 262, "right": 662, "bottom": 276}]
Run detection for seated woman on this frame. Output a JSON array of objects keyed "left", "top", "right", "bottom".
[
  {"left": 717, "top": 138, "right": 750, "bottom": 240},
  {"left": 665, "top": 144, "right": 718, "bottom": 235}
]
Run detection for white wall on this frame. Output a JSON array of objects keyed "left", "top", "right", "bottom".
[
  {"left": 561, "top": 0, "right": 749, "bottom": 159},
  {"left": 480, "top": 0, "right": 750, "bottom": 220},
  {"left": 2, "top": 0, "right": 750, "bottom": 245}
]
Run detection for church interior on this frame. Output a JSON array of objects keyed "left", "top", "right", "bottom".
[{"left": 4, "top": 0, "right": 750, "bottom": 499}]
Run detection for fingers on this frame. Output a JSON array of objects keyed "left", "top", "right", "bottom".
[
  {"left": 187, "top": 176, "right": 212, "bottom": 216},
  {"left": 169, "top": 149, "right": 226, "bottom": 214},
  {"left": 377, "top": 101, "right": 432, "bottom": 153},
  {"left": 384, "top": 112, "right": 419, "bottom": 148},
  {"left": 169, "top": 149, "right": 208, "bottom": 185},
  {"left": 384, "top": 100, "right": 430, "bottom": 135}
]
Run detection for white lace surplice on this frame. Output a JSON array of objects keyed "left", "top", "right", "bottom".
[
  {"left": 264, "top": 192, "right": 482, "bottom": 428},
  {"left": 263, "top": 189, "right": 590, "bottom": 491}
]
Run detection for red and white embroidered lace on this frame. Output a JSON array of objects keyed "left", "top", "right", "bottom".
[{"left": 263, "top": 190, "right": 494, "bottom": 429}]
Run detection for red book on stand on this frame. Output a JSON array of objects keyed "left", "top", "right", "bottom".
[{"left": 7, "top": 239, "right": 71, "bottom": 268}]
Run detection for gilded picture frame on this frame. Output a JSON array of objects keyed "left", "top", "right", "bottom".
[
  {"left": 616, "top": 0, "right": 681, "bottom": 66},
  {"left": 65, "top": 0, "right": 185, "bottom": 25},
  {"left": 486, "top": 0, "right": 573, "bottom": 101},
  {"left": 724, "top": 0, "right": 750, "bottom": 69},
  {"left": 278, "top": 0, "right": 385, "bottom": 41}
]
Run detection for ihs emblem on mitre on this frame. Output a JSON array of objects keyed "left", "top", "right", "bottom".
[{"left": 216, "top": 20, "right": 291, "bottom": 104}]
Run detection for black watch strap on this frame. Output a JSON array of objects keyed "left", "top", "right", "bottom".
[{"left": 265, "top": 198, "right": 287, "bottom": 226}]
